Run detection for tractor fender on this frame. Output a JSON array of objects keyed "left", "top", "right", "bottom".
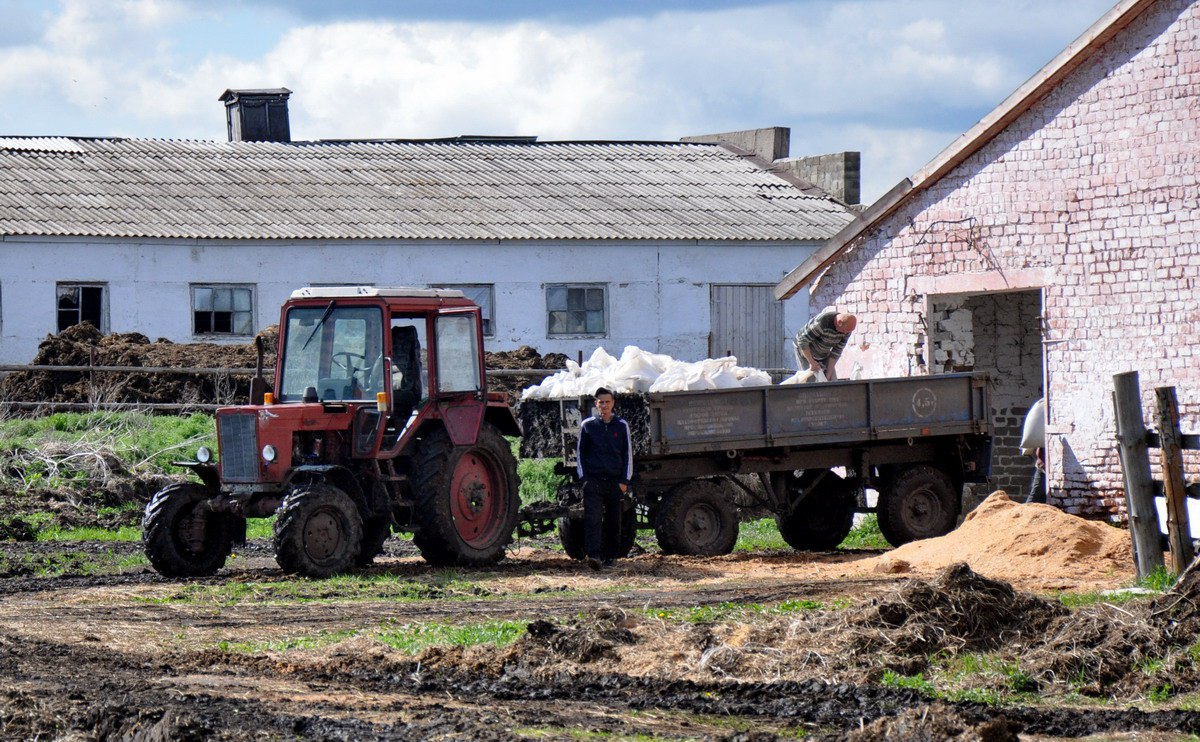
[
  {"left": 484, "top": 405, "right": 521, "bottom": 439},
  {"left": 282, "top": 465, "right": 373, "bottom": 518},
  {"left": 173, "top": 461, "right": 221, "bottom": 493}
]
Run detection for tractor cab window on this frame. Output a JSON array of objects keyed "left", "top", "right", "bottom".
[
  {"left": 279, "top": 305, "right": 384, "bottom": 402},
  {"left": 436, "top": 313, "right": 482, "bottom": 394}
]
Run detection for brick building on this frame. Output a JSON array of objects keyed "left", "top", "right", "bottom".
[{"left": 776, "top": 0, "right": 1200, "bottom": 516}]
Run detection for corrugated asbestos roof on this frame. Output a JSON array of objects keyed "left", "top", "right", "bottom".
[{"left": 0, "top": 137, "right": 855, "bottom": 242}]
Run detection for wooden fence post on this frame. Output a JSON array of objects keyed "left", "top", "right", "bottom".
[
  {"left": 1155, "top": 385, "right": 1195, "bottom": 571},
  {"left": 1112, "top": 371, "right": 1164, "bottom": 579}
]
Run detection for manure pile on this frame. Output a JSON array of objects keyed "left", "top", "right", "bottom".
[
  {"left": 0, "top": 324, "right": 565, "bottom": 407},
  {"left": 0, "top": 323, "right": 277, "bottom": 407}
]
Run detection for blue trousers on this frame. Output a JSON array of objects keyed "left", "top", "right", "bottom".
[{"left": 582, "top": 478, "right": 623, "bottom": 560}]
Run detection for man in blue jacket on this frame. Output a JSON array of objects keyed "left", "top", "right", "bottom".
[{"left": 576, "top": 387, "right": 633, "bottom": 570}]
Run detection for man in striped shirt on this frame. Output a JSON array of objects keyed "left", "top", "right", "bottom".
[{"left": 793, "top": 308, "right": 857, "bottom": 381}]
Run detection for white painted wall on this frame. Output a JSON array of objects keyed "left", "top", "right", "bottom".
[{"left": 0, "top": 236, "right": 816, "bottom": 368}]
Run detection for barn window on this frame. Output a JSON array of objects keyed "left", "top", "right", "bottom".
[
  {"left": 192, "top": 284, "right": 254, "bottom": 336},
  {"left": 57, "top": 283, "right": 107, "bottom": 333},
  {"left": 546, "top": 284, "right": 607, "bottom": 337},
  {"left": 433, "top": 284, "right": 494, "bottom": 336}
]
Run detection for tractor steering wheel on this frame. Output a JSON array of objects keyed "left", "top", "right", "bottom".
[{"left": 331, "top": 351, "right": 366, "bottom": 374}]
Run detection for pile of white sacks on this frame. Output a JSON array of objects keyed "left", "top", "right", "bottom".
[{"left": 521, "top": 345, "right": 818, "bottom": 400}]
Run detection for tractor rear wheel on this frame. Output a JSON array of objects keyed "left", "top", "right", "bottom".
[
  {"left": 143, "top": 483, "right": 234, "bottom": 577},
  {"left": 412, "top": 423, "right": 519, "bottom": 566},
  {"left": 775, "top": 471, "right": 855, "bottom": 551},
  {"left": 274, "top": 483, "right": 363, "bottom": 577},
  {"left": 654, "top": 479, "right": 738, "bottom": 556}
]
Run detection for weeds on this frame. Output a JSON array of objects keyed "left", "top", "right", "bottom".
[{"left": 1140, "top": 565, "right": 1178, "bottom": 592}]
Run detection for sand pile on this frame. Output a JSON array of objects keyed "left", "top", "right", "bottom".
[{"left": 869, "top": 492, "right": 1133, "bottom": 584}]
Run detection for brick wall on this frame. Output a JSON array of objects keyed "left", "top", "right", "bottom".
[{"left": 814, "top": 0, "right": 1200, "bottom": 517}]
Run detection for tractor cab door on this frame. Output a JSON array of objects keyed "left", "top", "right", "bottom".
[{"left": 433, "top": 309, "right": 487, "bottom": 446}]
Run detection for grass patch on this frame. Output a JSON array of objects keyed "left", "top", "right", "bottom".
[
  {"left": 218, "top": 619, "right": 525, "bottom": 656},
  {"left": 513, "top": 439, "right": 566, "bottom": 506},
  {"left": 139, "top": 570, "right": 489, "bottom": 606},
  {"left": 880, "top": 670, "right": 936, "bottom": 695},
  {"left": 647, "top": 597, "right": 832, "bottom": 624},
  {"left": 839, "top": 514, "right": 889, "bottom": 550},
  {"left": 35, "top": 524, "right": 142, "bottom": 542},
  {"left": 245, "top": 516, "right": 275, "bottom": 540},
  {"left": 734, "top": 514, "right": 891, "bottom": 554},
  {"left": 734, "top": 518, "right": 787, "bottom": 552},
  {"left": 375, "top": 619, "right": 525, "bottom": 653},
  {"left": 0, "top": 411, "right": 216, "bottom": 478},
  {"left": 0, "top": 548, "right": 147, "bottom": 578}
]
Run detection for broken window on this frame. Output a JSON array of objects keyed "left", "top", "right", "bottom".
[
  {"left": 192, "top": 284, "right": 254, "bottom": 336},
  {"left": 546, "top": 284, "right": 606, "bottom": 337},
  {"left": 57, "top": 283, "right": 106, "bottom": 333}
]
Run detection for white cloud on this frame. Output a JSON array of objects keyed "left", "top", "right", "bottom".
[{"left": 0, "top": 0, "right": 1117, "bottom": 201}]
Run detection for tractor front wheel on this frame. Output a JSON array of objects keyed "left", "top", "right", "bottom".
[
  {"left": 412, "top": 423, "right": 519, "bottom": 566},
  {"left": 143, "top": 483, "right": 234, "bottom": 577},
  {"left": 274, "top": 484, "right": 363, "bottom": 577}
]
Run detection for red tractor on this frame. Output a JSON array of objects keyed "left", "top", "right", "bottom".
[{"left": 142, "top": 287, "right": 522, "bottom": 577}]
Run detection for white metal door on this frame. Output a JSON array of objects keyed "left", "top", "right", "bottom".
[{"left": 709, "top": 284, "right": 784, "bottom": 369}]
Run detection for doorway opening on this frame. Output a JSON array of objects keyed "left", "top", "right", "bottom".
[{"left": 927, "top": 289, "right": 1044, "bottom": 504}]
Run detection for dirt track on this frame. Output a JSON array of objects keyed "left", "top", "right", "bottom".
[{"left": 2, "top": 542, "right": 1199, "bottom": 741}]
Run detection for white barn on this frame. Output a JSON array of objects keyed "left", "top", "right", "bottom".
[{"left": 0, "top": 90, "right": 856, "bottom": 369}]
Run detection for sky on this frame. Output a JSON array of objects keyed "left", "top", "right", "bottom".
[{"left": 0, "top": 0, "right": 1118, "bottom": 203}]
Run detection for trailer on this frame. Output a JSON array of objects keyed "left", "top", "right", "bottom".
[{"left": 518, "top": 372, "right": 992, "bottom": 556}]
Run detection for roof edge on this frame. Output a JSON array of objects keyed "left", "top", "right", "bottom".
[
  {"left": 774, "top": 0, "right": 1155, "bottom": 300},
  {"left": 774, "top": 178, "right": 913, "bottom": 299}
]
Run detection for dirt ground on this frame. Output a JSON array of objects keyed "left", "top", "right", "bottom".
[{"left": 3, "top": 520, "right": 1200, "bottom": 742}]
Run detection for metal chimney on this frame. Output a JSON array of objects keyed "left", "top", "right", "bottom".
[{"left": 219, "top": 88, "right": 292, "bottom": 143}]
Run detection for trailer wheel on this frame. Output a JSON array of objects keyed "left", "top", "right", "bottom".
[
  {"left": 274, "top": 483, "right": 363, "bottom": 577},
  {"left": 775, "top": 471, "right": 855, "bottom": 551},
  {"left": 355, "top": 515, "right": 391, "bottom": 567},
  {"left": 654, "top": 480, "right": 738, "bottom": 557},
  {"left": 558, "top": 506, "right": 637, "bottom": 560},
  {"left": 412, "top": 423, "right": 519, "bottom": 566},
  {"left": 143, "top": 483, "right": 234, "bottom": 577},
  {"left": 878, "top": 465, "right": 958, "bottom": 547}
]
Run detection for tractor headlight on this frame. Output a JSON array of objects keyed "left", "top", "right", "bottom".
[
  {"left": 262, "top": 444, "right": 277, "bottom": 463},
  {"left": 196, "top": 446, "right": 212, "bottom": 463}
]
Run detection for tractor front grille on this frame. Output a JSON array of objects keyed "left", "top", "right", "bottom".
[{"left": 218, "top": 413, "right": 259, "bottom": 482}]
